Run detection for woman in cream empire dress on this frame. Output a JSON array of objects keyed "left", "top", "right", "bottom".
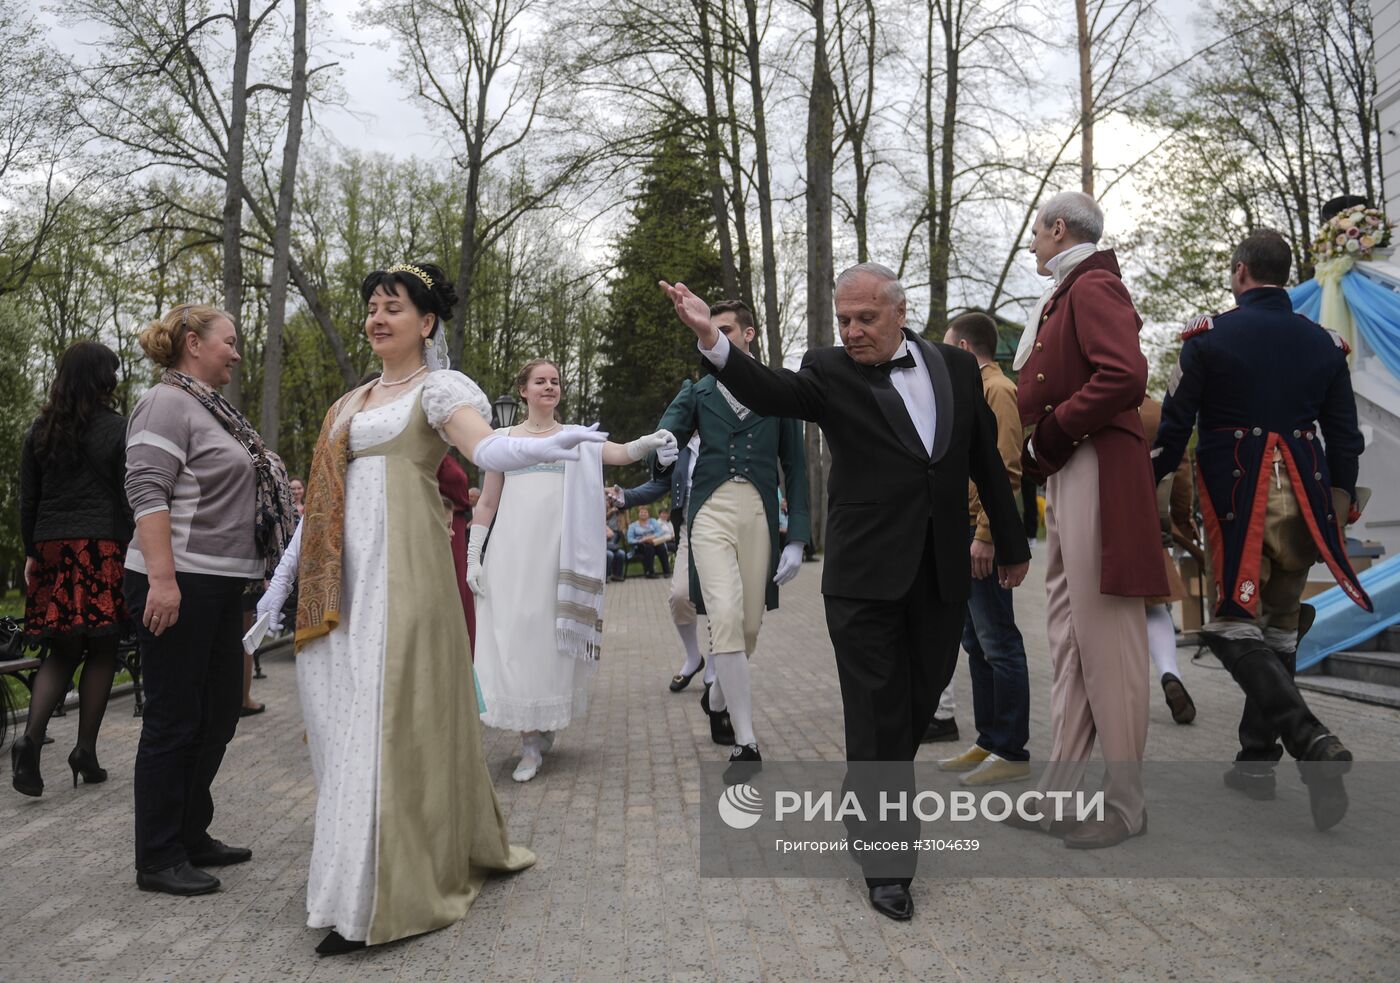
[{"left": 295, "top": 370, "right": 533, "bottom": 947}]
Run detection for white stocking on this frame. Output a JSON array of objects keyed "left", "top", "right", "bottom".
[
  {"left": 676, "top": 622, "right": 703, "bottom": 677},
  {"left": 712, "top": 651, "right": 754, "bottom": 747},
  {"left": 1146, "top": 604, "right": 1180, "bottom": 680}
]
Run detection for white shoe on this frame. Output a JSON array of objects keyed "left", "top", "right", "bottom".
[{"left": 512, "top": 739, "right": 543, "bottom": 782}]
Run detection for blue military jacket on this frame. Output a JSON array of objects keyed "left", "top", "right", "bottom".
[{"left": 1152, "top": 286, "right": 1371, "bottom": 618}]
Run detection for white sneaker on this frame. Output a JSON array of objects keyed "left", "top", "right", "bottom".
[{"left": 512, "top": 739, "right": 543, "bottom": 782}]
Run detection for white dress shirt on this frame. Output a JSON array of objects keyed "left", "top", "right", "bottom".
[{"left": 698, "top": 332, "right": 936, "bottom": 456}]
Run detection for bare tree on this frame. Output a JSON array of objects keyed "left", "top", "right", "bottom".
[
  {"left": 259, "top": 0, "right": 308, "bottom": 448},
  {"left": 365, "top": 0, "right": 598, "bottom": 372},
  {"left": 831, "top": 0, "right": 878, "bottom": 262},
  {"left": 802, "top": 0, "right": 835, "bottom": 549},
  {"left": 743, "top": 0, "right": 786, "bottom": 367}
]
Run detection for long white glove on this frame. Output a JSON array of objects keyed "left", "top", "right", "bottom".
[
  {"left": 773, "top": 542, "right": 805, "bottom": 586},
  {"left": 257, "top": 523, "right": 302, "bottom": 631},
  {"left": 625, "top": 429, "right": 677, "bottom": 464},
  {"left": 473, "top": 424, "right": 608, "bottom": 472},
  {"left": 466, "top": 523, "right": 487, "bottom": 596}
]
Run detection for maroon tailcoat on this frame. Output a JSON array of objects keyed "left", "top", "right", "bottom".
[{"left": 1016, "top": 249, "right": 1168, "bottom": 597}]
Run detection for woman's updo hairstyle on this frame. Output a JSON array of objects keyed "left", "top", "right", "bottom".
[
  {"left": 360, "top": 262, "right": 458, "bottom": 335},
  {"left": 138, "top": 304, "right": 232, "bottom": 369}
]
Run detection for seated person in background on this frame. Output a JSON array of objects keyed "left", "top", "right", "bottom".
[
  {"left": 656, "top": 509, "right": 677, "bottom": 555},
  {"left": 606, "top": 506, "right": 628, "bottom": 582},
  {"left": 627, "top": 506, "right": 671, "bottom": 578}
]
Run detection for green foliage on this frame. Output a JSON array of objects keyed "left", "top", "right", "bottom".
[
  {"left": 598, "top": 131, "right": 724, "bottom": 479},
  {"left": 0, "top": 297, "right": 40, "bottom": 586}
]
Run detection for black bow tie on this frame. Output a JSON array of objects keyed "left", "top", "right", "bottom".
[{"left": 876, "top": 350, "right": 917, "bottom": 373}]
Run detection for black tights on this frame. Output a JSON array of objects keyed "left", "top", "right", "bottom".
[{"left": 24, "top": 635, "right": 120, "bottom": 753}]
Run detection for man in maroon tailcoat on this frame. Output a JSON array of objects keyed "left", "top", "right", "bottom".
[{"left": 1012, "top": 191, "right": 1167, "bottom": 849}]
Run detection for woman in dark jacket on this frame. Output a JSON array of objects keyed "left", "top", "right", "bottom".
[{"left": 13, "top": 341, "right": 131, "bottom": 797}]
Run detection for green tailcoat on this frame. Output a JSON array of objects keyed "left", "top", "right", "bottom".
[{"left": 656, "top": 375, "right": 811, "bottom": 613}]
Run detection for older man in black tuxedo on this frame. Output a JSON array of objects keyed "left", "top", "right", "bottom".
[{"left": 661, "top": 264, "right": 1029, "bottom": 921}]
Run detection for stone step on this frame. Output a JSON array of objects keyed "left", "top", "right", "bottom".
[
  {"left": 1352, "top": 624, "right": 1400, "bottom": 653},
  {"left": 1296, "top": 674, "right": 1400, "bottom": 710},
  {"left": 1324, "top": 649, "right": 1400, "bottom": 688}
]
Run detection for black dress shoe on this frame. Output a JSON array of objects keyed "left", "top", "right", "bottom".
[
  {"left": 187, "top": 840, "right": 253, "bottom": 867},
  {"left": 1301, "top": 734, "right": 1353, "bottom": 832},
  {"left": 921, "top": 717, "right": 959, "bottom": 743},
  {"left": 137, "top": 861, "right": 220, "bottom": 896},
  {"left": 10, "top": 736, "right": 43, "bottom": 797},
  {"left": 723, "top": 744, "right": 762, "bottom": 785},
  {"left": 868, "top": 884, "right": 913, "bottom": 921},
  {"left": 670, "top": 657, "right": 704, "bottom": 692},
  {"left": 1223, "top": 765, "right": 1276, "bottom": 800},
  {"left": 1160, "top": 673, "right": 1196, "bottom": 725},
  {"left": 701, "top": 683, "right": 735, "bottom": 745},
  {"left": 316, "top": 929, "right": 367, "bottom": 956}
]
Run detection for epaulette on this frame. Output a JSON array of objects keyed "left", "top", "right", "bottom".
[
  {"left": 1180, "top": 313, "right": 1214, "bottom": 340},
  {"left": 1323, "top": 328, "right": 1352, "bottom": 356}
]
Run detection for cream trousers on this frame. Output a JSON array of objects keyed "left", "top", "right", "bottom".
[{"left": 690, "top": 480, "right": 770, "bottom": 657}]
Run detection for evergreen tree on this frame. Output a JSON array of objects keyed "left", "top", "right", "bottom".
[{"left": 598, "top": 131, "right": 724, "bottom": 471}]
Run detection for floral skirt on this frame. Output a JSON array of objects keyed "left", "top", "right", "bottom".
[{"left": 25, "top": 539, "right": 129, "bottom": 639}]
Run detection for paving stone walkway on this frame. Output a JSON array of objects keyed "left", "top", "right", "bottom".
[{"left": 2, "top": 554, "right": 1398, "bottom": 982}]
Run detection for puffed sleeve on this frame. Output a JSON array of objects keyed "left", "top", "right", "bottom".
[{"left": 421, "top": 369, "right": 493, "bottom": 439}]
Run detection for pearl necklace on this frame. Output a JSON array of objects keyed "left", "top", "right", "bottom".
[
  {"left": 522, "top": 419, "right": 560, "bottom": 434},
  {"left": 378, "top": 364, "right": 428, "bottom": 388}
]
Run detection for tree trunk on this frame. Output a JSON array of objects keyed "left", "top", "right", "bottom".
[
  {"left": 1075, "top": 0, "right": 1093, "bottom": 195},
  {"left": 927, "top": 0, "right": 958, "bottom": 338},
  {"left": 259, "top": 0, "right": 308, "bottom": 451},
  {"left": 719, "top": 7, "right": 757, "bottom": 314},
  {"left": 805, "top": 0, "right": 835, "bottom": 551},
  {"left": 222, "top": 0, "right": 253, "bottom": 408},
  {"left": 698, "top": 1, "right": 740, "bottom": 303},
  {"left": 743, "top": 0, "right": 784, "bottom": 367},
  {"left": 924, "top": 0, "right": 937, "bottom": 333}
]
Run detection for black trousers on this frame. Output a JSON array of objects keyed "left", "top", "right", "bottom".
[
  {"left": 126, "top": 570, "right": 246, "bottom": 872},
  {"left": 824, "top": 525, "right": 965, "bottom": 887},
  {"left": 635, "top": 541, "right": 670, "bottom": 576}
]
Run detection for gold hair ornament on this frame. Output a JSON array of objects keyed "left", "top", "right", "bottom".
[{"left": 387, "top": 263, "right": 434, "bottom": 289}]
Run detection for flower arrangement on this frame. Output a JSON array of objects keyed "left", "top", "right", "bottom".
[{"left": 1312, "top": 204, "right": 1394, "bottom": 264}]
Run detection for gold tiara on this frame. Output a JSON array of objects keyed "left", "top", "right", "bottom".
[{"left": 387, "top": 263, "right": 434, "bottom": 289}]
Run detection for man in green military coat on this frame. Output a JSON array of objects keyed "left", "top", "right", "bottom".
[{"left": 651, "top": 299, "right": 811, "bottom": 778}]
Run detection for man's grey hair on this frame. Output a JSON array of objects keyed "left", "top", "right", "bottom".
[
  {"left": 835, "top": 262, "right": 906, "bottom": 307},
  {"left": 1037, "top": 191, "right": 1104, "bottom": 244}
]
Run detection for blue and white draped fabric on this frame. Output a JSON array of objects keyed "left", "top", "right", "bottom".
[
  {"left": 1290, "top": 258, "right": 1400, "bottom": 380},
  {"left": 556, "top": 441, "right": 606, "bottom": 663}
]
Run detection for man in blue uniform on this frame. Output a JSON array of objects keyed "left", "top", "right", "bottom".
[{"left": 1153, "top": 230, "right": 1371, "bottom": 831}]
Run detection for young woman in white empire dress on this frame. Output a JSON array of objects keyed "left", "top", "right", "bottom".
[{"left": 468, "top": 358, "right": 676, "bottom": 781}]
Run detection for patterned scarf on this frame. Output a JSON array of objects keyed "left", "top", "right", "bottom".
[
  {"left": 294, "top": 383, "right": 372, "bottom": 649},
  {"left": 161, "top": 370, "right": 295, "bottom": 579}
]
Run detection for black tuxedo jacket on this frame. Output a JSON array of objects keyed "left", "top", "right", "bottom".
[{"left": 709, "top": 329, "right": 1029, "bottom": 603}]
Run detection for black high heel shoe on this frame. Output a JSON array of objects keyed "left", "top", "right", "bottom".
[
  {"left": 68, "top": 747, "right": 108, "bottom": 787},
  {"left": 11, "top": 736, "right": 43, "bottom": 797},
  {"left": 316, "top": 930, "right": 366, "bottom": 956}
]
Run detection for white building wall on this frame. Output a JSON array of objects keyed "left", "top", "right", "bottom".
[{"left": 1376, "top": 0, "right": 1400, "bottom": 216}]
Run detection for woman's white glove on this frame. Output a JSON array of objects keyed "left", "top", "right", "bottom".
[
  {"left": 466, "top": 523, "right": 487, "bottom": 596},
  {"left": 626, "top": 429, "right": 677, "bottom": 464},
  {"left": 257, "top": 523, "right": 302, "bottom": 631},
  {"left": 772, "top": 542, "right": 806, "bottom": 587},
  {"left": 473, "top": 423, "right": 608, "bottom": 471}
]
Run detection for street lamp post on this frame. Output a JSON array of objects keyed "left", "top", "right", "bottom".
[{"left": 491, "top": 394, "right": 519, "bottom": 430}]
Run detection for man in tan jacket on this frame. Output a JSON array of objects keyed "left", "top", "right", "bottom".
[{"left": 926, "top": 312, "right": 1032, "bottom": 786}]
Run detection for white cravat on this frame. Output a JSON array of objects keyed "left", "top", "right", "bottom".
[
  {"left": 1012, "top": 242, "right": 1098, "bottom": 370},
  {"left": 698, "top": 333, "right": 936, "bottom": 455}
]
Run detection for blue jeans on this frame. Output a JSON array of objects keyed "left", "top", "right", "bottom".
[{"left": 963, "top": 529, "right": 1031, "bottom": 761}]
